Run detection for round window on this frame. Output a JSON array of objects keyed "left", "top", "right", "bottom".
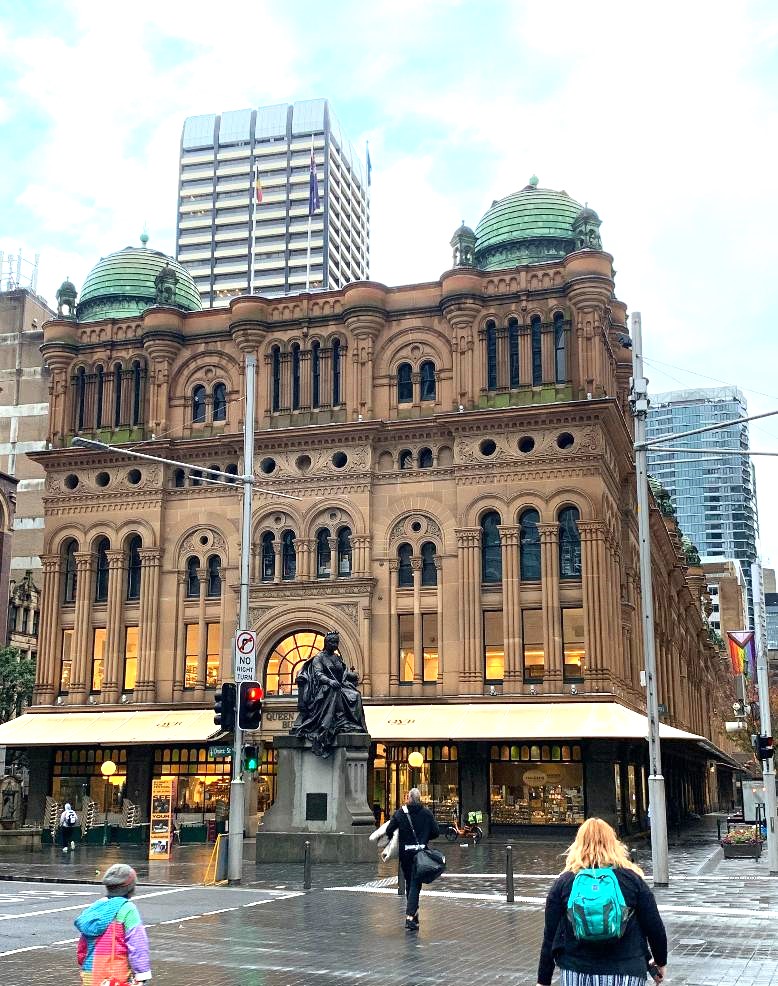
[
  {"left": 296, "top": 454, "right": 311, "bottom": 472},
  {"left": 518, "top": 436, "right": 535, "bottom": 454},
  {"left": 95, "top": 472, "right": 110, "bottom": 488},
  {"left": 260, "top": 457, "right": 276, "bottom": 475},
  {"left": 480, "top": 439, "right": 497, "bottom": 457},
  {"left": 127, "top": 469, "right": 141, "bottom": 485},
  {"left": 64, "top": 474, "right": 79, "bottom": 490},
  {"left": 557, "top": 432, "right": 575, "bottom": 450},
  {"left": 332, "top": 451, "right": 348, "bottom": 468},
  {"left": 410, "top": 521, "right": 422, "bottom": 533}
]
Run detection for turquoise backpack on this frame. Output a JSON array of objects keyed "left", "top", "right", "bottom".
[{"left": 567, "top": 867, "right": 631, "bottom": 941}]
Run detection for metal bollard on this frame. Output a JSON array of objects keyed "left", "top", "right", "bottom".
[
  {"left": 397, "top": 859, "right": 406, "bottom": 896},
  {"left": 506, "top": 844, "right": 514, "bottom": 903},
  {"left": 303, "top": 839, "right": 312, "bottom": 890}
]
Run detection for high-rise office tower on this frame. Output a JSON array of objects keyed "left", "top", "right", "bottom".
[
  {"left": 176, "top": 99, "right": 369, "bottom": 306},
  {"left": 646, "top": 386, "right": 759, "bottom": 624}
]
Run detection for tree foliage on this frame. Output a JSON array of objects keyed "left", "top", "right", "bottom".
[{"left": 0, "top": 647, "right": 36, "bottom": 723}]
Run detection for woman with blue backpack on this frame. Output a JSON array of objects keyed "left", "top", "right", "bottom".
[{"left": 536, "top": 817, "right": 667, "bottom": 986}]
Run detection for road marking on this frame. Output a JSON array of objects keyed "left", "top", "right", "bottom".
[
  {"left": 0, "top": 946, "right": 47, "bottom": 957},
  {"left": 0, "top": 886, "right": 189, "bottom": 922}
]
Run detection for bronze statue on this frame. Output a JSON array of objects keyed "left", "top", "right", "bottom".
[{"left": 290, "top": 630, "right": 367, "bottom": 757}]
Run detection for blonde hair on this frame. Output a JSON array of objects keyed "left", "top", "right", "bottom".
[{"left": 563, "top": 818, "right": 643, "bottom": 875}]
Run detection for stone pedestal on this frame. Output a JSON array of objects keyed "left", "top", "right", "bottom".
[{"left": 256, "top": 732, "right": 375, "bottom": 863}]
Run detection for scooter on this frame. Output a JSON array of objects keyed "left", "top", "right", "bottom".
[{"left": 444, "top": 811, "right": 483, "bottom": 843}]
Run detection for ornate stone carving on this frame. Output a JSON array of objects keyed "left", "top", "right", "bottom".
[
  {"left": 389, "top": 515, "right": 442, "bottom": 547},
  {"left": 333, "top": 602, "right": 359, "bottom": 627}
]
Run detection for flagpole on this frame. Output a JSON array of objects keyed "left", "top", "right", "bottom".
[
  {"left": 305, "top": 135, "right": 313, "bottom": 292},
  {"left": 250, "top": 161, "right": 257, "bottom": 295}
]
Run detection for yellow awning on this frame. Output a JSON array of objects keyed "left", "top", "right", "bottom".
[
  {"left": 364, "top": 701, "right": 702, "bottom": 743},
  {"left": 0, "top": 709, "right": 218, "bottom": 746}
]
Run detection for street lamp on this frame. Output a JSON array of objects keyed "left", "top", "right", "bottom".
[
  {"left": 408, "top": 750, "right": 424, "bottom": 790},
  {"left": 101, "top": 759, "right": 116, "bottom": 846}
]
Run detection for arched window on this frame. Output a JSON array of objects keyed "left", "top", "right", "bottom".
[
  {"left": 486, "top": 321, "right": 497, "bottom": 390},
  {"left": 126, "top": 535, "right": 142, "bottom": 601},
  {"left": 186, "top": 556, "right": 200, "bottom": 598},
  {"left": 95, "top": 365, "right": 104, "bottom": 429},
  {"left": 192, "top": 384, "right": 206, "bottom": 424},
  {"left": 113, "top": 362, "right": 123, "bottom": 428},
  {"left": 399, "top": 449, "right": 413, "bottom": 470},
  {"left": 281, "top": 531, "right": 296, "bottom": 580},
  {"left": 509, "top": 319, "right": 520, "bottom": 388},
  {"left": 421, "top": 541, "right": 437, "bottom": 586},
  {"left": 337, "top": 526, "right": 352, "bottom": 577},
  {"left": 291, "top": 343, "right": 301, "bottom": 410},
  {"left": 418, "top": 447, "right": 433, "bottom": 469},
  {"left": 397, "top": 362, "right": 413, "bottom": 404},
  {"left": 94, "top": 537, "right": 110, "bottom": 603},
  {"left": 520, "top": 508, "right": 541, "bottom": 581},
  {"left": 531, "top": 316, "right": 543, "bottom": 386},
  {"left": 397, "top": 543, "right": 413, "bottom": 587},
  {"left": 75, "top": 366, "right": 86, "bottom": 431},
  {"left": 311, "top": 341, "right": 321, "bottom": 408},
  {"left": 332, "top": 338, "right": 342, "bottom": 405},
  {"left": 316, "top": 528, "right": 331, "bottom": 578},
  {"left": 190, "top": 469, "right": 202, "bottom": 487},
  {"left": 265, "top": 631, "right": 325, "bottom": 696},
  {"left": 225, "top": 463, "right": 239, "bottom": 483},
  {"left": 554, "top": 312, "right": 566, "bottom": 383},
  {"left": 207, "top": 554, "right": 222, "bottom": 597},
  {"left": 559, "top": 506, "right": 581, "bottom": 579},
  {"left": 271, "top": 346, "right": 281, "bottom": 412},
  {"left": 420, "top": 360, "right": 436, "bottom": 401},
  {"left": 213, "top": 382, "right": 227, "bottom": 422},
  {"left": 261, "top": 532, "right": 275, "bottom": 582},
  {"left": 481, "top": 511, "right": 502, "bottom": 583},
  {"left": 132, "top": 360, "right": 143, "bottom": 426},
  {"left": 62, "top": 539, "right": 78, "bottom": 603}
]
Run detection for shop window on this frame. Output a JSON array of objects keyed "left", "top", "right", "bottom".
[
  {"left": 522, "top": 609, "right": 544, "bottom": 681},
  {"left": 397, "top": 543, "right": 413, "bottom": 587},
  {"left": 186, "top": 556, "right": 200, "bottom": 598},
  {"left": 420, "top": 360, "right": 436, "bottom": 401},
  {"left": 418, "top": 447, "right": 433, "bottom": 469},
  {"left": 484, "top": 610, "right": 504, "bottom": 681},
  {"left": 192, "top": 384, "right": 206, "bottom": 424},
  {"left": 281, "top": 530, "right": 296, "bottom": 580},
  {"left": 521, "top": 745, "right": 530, "bottom": 761},
  {"left": 123, "top": 626, "right": 139, "bottom": 691},
  {"left": 628, "top": 764, "right": 639, "bottom": 827},
  {"left": 291, "top": 343, "right": 301, "bottom": 410},
  {"left": 614, "top": 763, "right": 623, "bottom": 829},
  {"left": 501, "top": 745, "right": 510, "bottom": 760},
  {"left": 332, "top": 338, "right": 342, "bottom": 405},
  {"left": 60, "top": 628, "right": 73, "bottom": 693},
  {"left": 316, "top": 528, "right": 331, "bottom": 578},
  {"left": 519, "top": 508, "right": 541, "bottom": 581},
  {"left": 508, "top": 318, "right": 520, "bottom": 388},
  {"left": 212, "top": 382, "right": 227, "bottom": 422},
  {"left": 206, "top": 622, "right": 220, "bottom": 688},
  {"left": 261, "top": 532, "right": 275, "bottom": 581},
  {"left": 489, "top": 755, "right": 584, "bottom": 825},
  {"left": 126, "top": 535, "right": 142, "bottom": 601},
  {"left": 92, "top": 628, "right": 106, "bottom": 692},
  {"left": 510, "top": 745, "right": 520, "bottom": 760},
  {"left": 481, "top": 511, "right": 502, "bottom": 583},
  {"left": 423, "top": 613, "right": 438, "bottom": 682},
  {"left": 257, "top": 746, "right": 278, "bottom": 814},
  {"left": 490, "top": 745, "right": 499, "bottom": 760},
  {"left": 573, "top": 746, "right": 581, "bottom": 761},
  {"left": 531, "top": 315, "right": 542, "bottom": 386},
  {"left": 206, "top": 555, "right": 222, "bottom": 598},
  {"left": 337, "top": 527, "right": 352, "bottom": 577},
  {"left": 399, "top": 613, "right": 414, "bottom": 683},
  {"left": 559, "top": 506, "right": 581, "bottom": 579},
  {"left": 184, "top": 624, "right": 199, "bottom": 689},
  {"left": 271, "top": 346, "right": 281, "bottom": 412},
  {"left": 62, "top": 539, "right": 78, "bottom": 604},
  {"left": 94, "top": 537, "right": 110, "bottom": 603},
  {"left": 562, "top": 607, "right": 585, "bottom": 681},
  {"left": 397, "top": 362, "right": 413, "bottom": 404},
  {"left": 551, "top": 745, "right": 561, "bottom": 761},
  {"left": 264, "top": 631, "right": 325, "bottom": 695},
  {"left": 311, "top": 341, "right": 321, "bottom": 408},
  {"left": 530, "top": 745, "right": 541, "bottom": 760},
  {"left": 554, "top": 312, "right": 566, "bottom": 383},
  {"left": 562, "top": 744, "right": 571, "bottom": 760},
  {"left": 421, "top": 542, "right": 437, "bottom": 586},
  {"left": 486, "top": 320, "right": 497, "bottom": 390}
]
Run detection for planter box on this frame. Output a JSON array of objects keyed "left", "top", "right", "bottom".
[{"left": 722, "top": 842, "right": 762, "bottom": 859}]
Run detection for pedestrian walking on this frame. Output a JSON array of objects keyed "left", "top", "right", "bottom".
[
  {"left": 59, "top": 801, "right": 78, "bottom": 852},
  {"left": 536, "top": 817, "right": 668, "bottom": 986},
  {"left": 75, "top": 863, "right": 152, "bottom": 984},
  {"left": 384, "top": 787, "right": 440, "bottom": 931}
]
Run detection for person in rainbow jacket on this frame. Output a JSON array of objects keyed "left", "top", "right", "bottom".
[{"left": 75, "top": 864, "right": 152, "bottom": 984}]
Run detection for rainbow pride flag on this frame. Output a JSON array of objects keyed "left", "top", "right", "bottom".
[{"left": 727, "top": 630, "right": 755, "bottom": 676}]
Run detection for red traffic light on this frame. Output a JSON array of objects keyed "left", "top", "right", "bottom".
[
  {"left": 246, "top": 685, "right": 263, "bottom": 702},
  {"left": 238, "top": 680, "right": 263, "bottom": 730}
]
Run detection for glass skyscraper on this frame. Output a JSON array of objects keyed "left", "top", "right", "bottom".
[{"left": 646, "top": 386, "right": 758, "bottom": 625}]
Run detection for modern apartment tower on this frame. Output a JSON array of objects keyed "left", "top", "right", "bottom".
[
  {"left": 176, "top": 99, "right": 369, "bottom": 306},
  {"left": 646, "top": 387, "right": 759, "bottom": 623}
]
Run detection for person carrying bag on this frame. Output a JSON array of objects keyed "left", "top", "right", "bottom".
[{"left": 384, "top": 788, "right": 442, "bottom": 931}]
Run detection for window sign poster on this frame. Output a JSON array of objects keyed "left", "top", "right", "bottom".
[{"left": 149, "top": 778, "right": 174, "bottom": 860}]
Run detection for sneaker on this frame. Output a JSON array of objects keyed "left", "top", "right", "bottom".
[
  {"left": 405, "top": 915, "right": 419, "bottom": 931},
  {"left": 70, "top": 841, "right": 75, "bottom": 849},
  {"left": 62, "top": 847, "right": 68, "bottom": 853}
]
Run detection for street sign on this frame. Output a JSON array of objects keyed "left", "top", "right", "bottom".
[
  {"left": 208, "top": 745, "right": 232, "bottom": 759},
  {"left": 235, "top": 629, "right": 257, "bottom": 682}
]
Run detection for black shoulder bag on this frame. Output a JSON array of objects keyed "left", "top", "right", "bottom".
[{"left": 403, "top": 806, "right": 446, "bottom": 884}]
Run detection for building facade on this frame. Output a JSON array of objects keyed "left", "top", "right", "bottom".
[
  {"left": 177, "top": 99, "right": 369, "bottom": 307},
  {"left": 0, "top": 180, "right": 733, "bottom": 833}
]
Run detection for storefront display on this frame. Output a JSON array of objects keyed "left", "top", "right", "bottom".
[
  {"left": 52, "top": 747, "right": 127, "bottom": 811},
  {"left": 489, "top": 743, "right": 584, "bottom": 826},
  {"left": 372, "top": 743, "right": 459, "bottom": 820},
  {"left": 152, "top": 746, "right": 230, "bottom": 818}
]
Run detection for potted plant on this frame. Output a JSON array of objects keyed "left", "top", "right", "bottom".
[{"left": 721, "top": 826, "right": 762, "bottom": 859}]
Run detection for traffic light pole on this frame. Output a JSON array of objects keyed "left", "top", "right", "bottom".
[
  {"left": 752, "top": 562, "right": 778, "bottom": 875},
  {"left": 227, "top": 353, "right": 256, "bottom": 884}
]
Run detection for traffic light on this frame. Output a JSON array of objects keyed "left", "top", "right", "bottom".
[
  {"left": 243, "top": 744, "right": 259, "bottom": 772},
  {"left": 238, "top": 680, "right": 263, "bottom": 730},
  {"left": 757, "top": 734, "right": 775, "bottom": 763},
  {"left": 214, "top": 681, "right": 236, "bottom": 730}
]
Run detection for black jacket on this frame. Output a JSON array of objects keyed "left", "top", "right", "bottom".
[
  {"left": 385, "top": 802, "right": 440, "bottom": 852},
  {"left": 537, "top": 868, "right": 668, "bottom": 985}
]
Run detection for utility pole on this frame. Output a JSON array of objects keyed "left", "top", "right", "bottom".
[
  {"left": 752, "top": 561, "right": 778, "bottom": 874},
  {"left": 630, "top": 312, "right": 670, "bottom": 886},
  {"left": 227, "top": 353, "right": 256, "bottom": 883}
]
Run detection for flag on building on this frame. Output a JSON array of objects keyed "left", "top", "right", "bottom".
[
  {"left": 366, "top": 142, "right": 372, "bottom": 187},
  {"left": 254, "top": 165, "right": 263, "bottom": 205},
  {"left": 727, "top": 630, "right": 755, "bottom": 676},
  {"left": 308, "top": 148, "right": 321, "bottom": 216}
]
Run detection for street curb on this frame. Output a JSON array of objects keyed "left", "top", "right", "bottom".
[
  {"left": 0, "top": 873, "right": 170, "bottom": 887},
  {"left": 693, "top": 846, "right": 723, "bottom": 875}
]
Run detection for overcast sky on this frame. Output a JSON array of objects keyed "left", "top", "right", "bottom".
[{"left": 2, "top": 0, "right": 778, "bottom": 561}]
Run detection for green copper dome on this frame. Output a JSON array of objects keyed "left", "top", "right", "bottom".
[
  {"left": 474, "top": 178, "right": 585, "bottom": 269},
  {"left": 76, "top": 242, "right": 202, "bottom": 322}
]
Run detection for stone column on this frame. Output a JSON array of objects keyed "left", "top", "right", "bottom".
[
  {"left": 389, "top": 560, "right": 399, "bottom": 686},
  {"left": 456, "top": 529, "right": 481, "bottom": 688},
  {"left": 102, "top": 549, "right": 126, "bottom": 704},
  {"left": 34, "top": 554, "right": 60, "bottom": 704},
  {"left": 135, "top": 548, "right": 161, "bottom": 702},
  {"left": 499, "top": 526, "right": 521, "bottom": 686},
  {"left": 352, "top": 535, "right": 370, "bottom": 577},
  {"left": 579, "top": 521, "right": 606, "bottom": 689},
  {"left": 328, "top": 537, "right": 338, "bottom": 581},
  {"left": 519, "top": 326, "right": 532, "bottom": 386},
  {"left": 273, "top": 541, "right": 282, "bottom": 583},
  {"left": 295, "top": 539, "right": 311, "bottom": 581},
  {"left": 412, "top": 557, "right": 423, "bottom": 688},
  {"left": 173, "top": 573, "right": 187, "bottom": 701},
  {"left": 435, "top": 556, "right": 444, "bottom": 686},
  {"left": 68, "top": 552, "right": 95, "bottom": 704},
  {"left": 538, "top": 524, "right": 562, "bottom": 685},
  {"left": 195, "top": 568, "right": 208, "bottom": 701}
]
